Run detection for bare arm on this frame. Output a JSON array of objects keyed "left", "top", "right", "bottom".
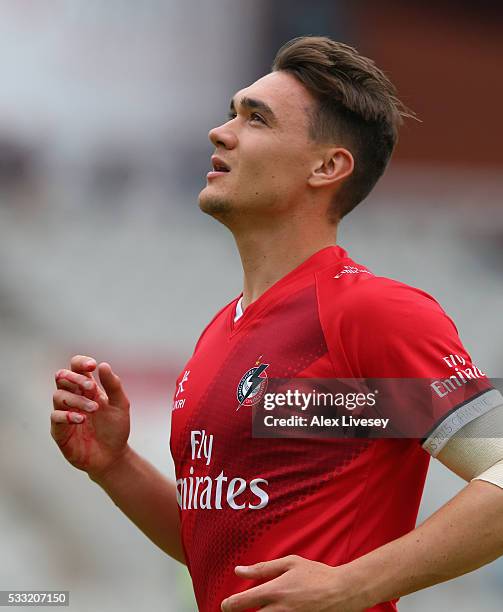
[
  {"left": 90, "top": 446, "right": 185, "bottom": 564},
  {"left": 51, "top": 355, "right": 184, "bottom": 564},
  {"left": 348, "top": 409, "right": 503, "bottom": 607},
  {"left": 221, "top": 479, "right": 503, "bottom": 611},
  {"left": 346, "top": 479, "right": 503, "bottom": 607}
]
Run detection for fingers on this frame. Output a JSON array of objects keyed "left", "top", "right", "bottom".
[
  {"left": 53, "top": 388, "right": 98, "bottom": 413},
  {"left": 51, "top": 409, "right": 86, "bottom": 424},
  {"left": 221, "top": 582, "right": 275, "bottom": 612},
  {"left": 234, "top": 556, "right": 296, "bottom": 580},
  {"left": 98, "top": 362, "right": 129, "bottom": 411},
  {"left": 51, "top": 356, "right": 97, "bottom": 449},
  {"left": 222, "top": 557, "right": 297, "bottom": 610},
  {"left": 54, "top": 357, "right": 125, "bottom": 413},
  {"left": 55, "top": 368, "right": 96, "bottom": 399},
  {"left": 56, "top": 377, "right": 81, "bottom": 395},
  {"left": 57, "top": 356, "right": 108, "bottom": 403},
  {"left": 50, "top": 410, "right": 83, "bottom": 448},
  {"left": 70, "top": 355, "right": 97, "bottom": 375}
]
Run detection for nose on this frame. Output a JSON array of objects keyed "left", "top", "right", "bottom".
[{"left": 208, "top": 121, "right": 237, "bottom": 150}]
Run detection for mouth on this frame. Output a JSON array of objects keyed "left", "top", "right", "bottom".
[{"left": 207, "top": 155, "right": 231, "bottom": 179}]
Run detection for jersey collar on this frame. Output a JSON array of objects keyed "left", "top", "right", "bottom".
[{"left": 229, "top": 245, "right": 348, "bottom": 336}]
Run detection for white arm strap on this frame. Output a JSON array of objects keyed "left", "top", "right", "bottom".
[{"left": 436, "top": 403, "right": 503, "bottom": 489}]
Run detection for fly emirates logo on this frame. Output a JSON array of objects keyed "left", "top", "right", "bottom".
[{"left": 175, "top": 430, "right": 269, "bottom": 511}]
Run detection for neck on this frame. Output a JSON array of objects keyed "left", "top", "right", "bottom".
[{"left": 233, "top": 218, "right": 337, "bottom": 309}]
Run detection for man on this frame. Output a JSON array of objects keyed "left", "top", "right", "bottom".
[{"left": 51, "top": 37, "right": 503, "bottom": 611}]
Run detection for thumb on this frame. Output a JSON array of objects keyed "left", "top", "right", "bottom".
[
  {"left": 234, "top": 556, "right": 294, "bottom": 580},
  {"left": 98, "top": 362, "right": 129, "bottom": 410}
]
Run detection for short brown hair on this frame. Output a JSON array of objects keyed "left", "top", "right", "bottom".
[{"left": 272, "top": 36, "right": 415, "bottom": 220}]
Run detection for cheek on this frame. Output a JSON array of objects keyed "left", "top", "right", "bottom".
[
  {"left": 236, "top": 141, "right": 309, "bottom": 194},
  {"left": 262, "top": 155, "right": 307, "bottom": 190},
  {"left": 234, "top": 161, "right": 272, "bottom": 190},
  {"left": 247, "top": 154, "right": 292, "bottom": 184}
]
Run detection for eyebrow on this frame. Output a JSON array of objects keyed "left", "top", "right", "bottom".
[{"left": 229, "top": 95, "right": 278, "bottom": 125}]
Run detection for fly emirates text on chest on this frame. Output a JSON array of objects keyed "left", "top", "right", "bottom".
[{"left": 176, "top": 430, "right": 269, "bottom": 511}]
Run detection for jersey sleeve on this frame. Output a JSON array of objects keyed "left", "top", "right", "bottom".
[{"left": 319, "top": 275, "right": 502, "bottom": 453}]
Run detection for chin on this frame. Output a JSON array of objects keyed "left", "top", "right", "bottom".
[{"left": 198, "top": 190, "right": 233, "bottom": 218}]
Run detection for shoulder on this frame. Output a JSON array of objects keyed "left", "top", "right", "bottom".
[
  {"left": 316, "top": 258, "right": 457, "bottom": 336},
  {"left": 315, "top": 259, "right": 469, "bottom": 377},
  {"left": 317, "top": 261, "right": 459, "bottom": 359}
]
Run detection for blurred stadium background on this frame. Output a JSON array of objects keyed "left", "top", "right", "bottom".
[{"left": 0, "top": 1, "right": 502, "bottom": 610}]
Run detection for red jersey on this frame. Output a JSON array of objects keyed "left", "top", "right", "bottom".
[{"left": 170, "top": 246, "right": 499, "bottom": 611}]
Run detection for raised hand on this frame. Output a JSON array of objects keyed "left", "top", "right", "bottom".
[{"left": 51, "top": 355, "right": 131, "bottom": 480}]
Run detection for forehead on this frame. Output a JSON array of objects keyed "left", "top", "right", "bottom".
[{"left": 234, "top": 71, "right": 315, "bottom": 129}]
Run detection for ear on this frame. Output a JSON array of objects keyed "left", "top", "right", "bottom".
[{"left": 308, "top": 147, "right": 354, "bottom": 189}]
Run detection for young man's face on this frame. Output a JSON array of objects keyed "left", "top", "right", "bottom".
[{"left": 199, "top": 71, "right": 320, "bottom": 225}]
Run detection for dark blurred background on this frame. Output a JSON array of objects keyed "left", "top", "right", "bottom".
[
  {"left": 0, "top": 2, "right": 501, "bottom": 610},
  {"left": 264, "top": 0, "right": 503, "bottom": 166}
]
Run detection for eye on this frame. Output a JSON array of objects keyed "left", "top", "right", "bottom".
[
  {"left": 250, "top": 112, "right": 266, "bottom": 124},
  {"left": 226, "top": 110, "right": 266, "bottom": 125}
]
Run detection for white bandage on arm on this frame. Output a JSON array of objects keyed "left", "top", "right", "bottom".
[
  {"left": 473, "top": 458, "right": 503, "bottom": 489},
  {"left": 435, "top": 403, "right": 503, "bottom": 489}
]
